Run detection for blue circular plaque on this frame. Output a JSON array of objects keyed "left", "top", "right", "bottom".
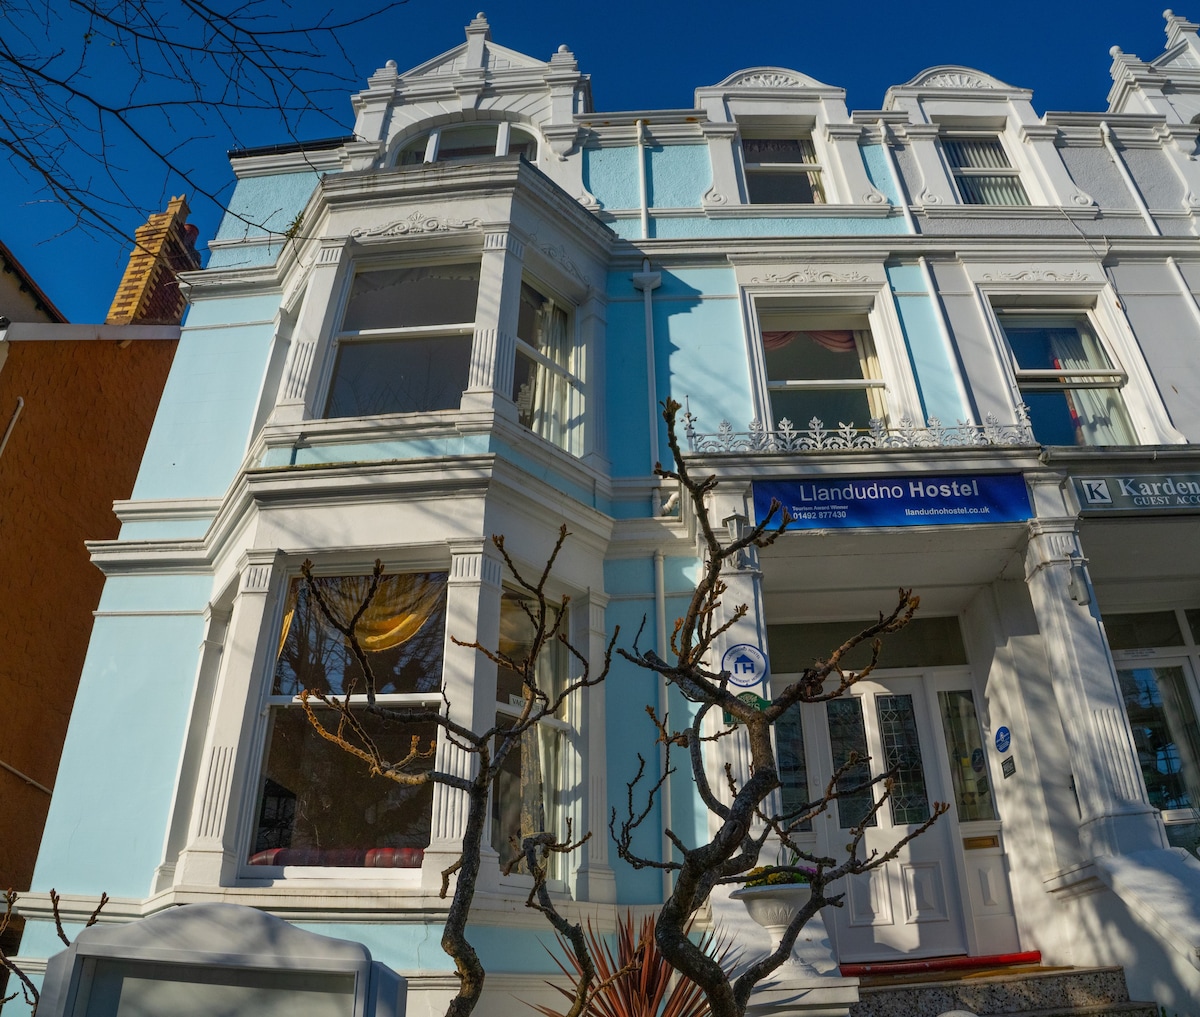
[
  {"left": 995, "top": 726, "right": 1011, "bottom": 754},
  {"left": 721, "top": 643, "right": 769, "bottom": 689}
]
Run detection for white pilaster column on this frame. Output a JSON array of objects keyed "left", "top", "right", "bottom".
[
  {"left": 899, "top": 124, "right": 957, "bottom": 207},
  {"left": 174, "top": 551, "right": 285, "bottom": 887},
  {"left": 704, "top": 485, "right": 770, "bottom": 821},
  {"left": 271, "top": 242, "right": 348, "bottom": 425},
  {"left": 573, "top": 591, "right": 617, "bottom": 902},
  {"left": 823, "top": 124, "right": 888, "bottom": 206},
  {"left": 1023, "top": 478, "right": 1166, "bottom": 858},
  {"left": 152, "top": 603, "right": 232, "bottom": 894},
  {"left": 461, "top": 230, "right": 523, "bottom": 421},
  {"left": 422, "top": 542, "right": 504, "bottom": 891},
  {"left": 701, "top": 122, "right": 742, "bottom": 207},
  {"left": 1157, "top": 124, "right": 1200, "bottom": 211}
]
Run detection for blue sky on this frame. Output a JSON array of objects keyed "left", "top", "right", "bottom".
[{"left": 1, "top": 0, "right": 1180, "bottom": 323}]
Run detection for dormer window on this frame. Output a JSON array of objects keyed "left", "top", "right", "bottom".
[
  {"left": 742, "top": 135, "right": 825, "bottom": 204},
  {"left": 943, "top": 137, "right": 1028, "bottom": 205},
  {"left": 399, "top": 123, "right": 538, "bottom": 166}
]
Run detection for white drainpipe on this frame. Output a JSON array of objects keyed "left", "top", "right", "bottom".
[{"left": 637, "top": 119, "right": 650, "bottom": 240}]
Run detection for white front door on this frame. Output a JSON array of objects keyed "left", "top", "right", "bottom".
[{"left": 815, "top": 675, "right": 968, "bottom": 962}]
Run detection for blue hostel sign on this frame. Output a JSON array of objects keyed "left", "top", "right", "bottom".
[{"left": 753, "top": 473, "right": 1032, "bottom": 530}]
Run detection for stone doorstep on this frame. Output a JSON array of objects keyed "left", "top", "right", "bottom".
[{"left": 851, "top": 966, "right": 1148, "bottom": 1017}]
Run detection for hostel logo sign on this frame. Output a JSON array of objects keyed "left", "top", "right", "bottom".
[
  {"left": 753, "top": 473, "right": 1032, "bottom": 530},
  {"left": 721, "top": 643, "right": 769, "bottom": 689},
  {"left": 1074, "top": 474, "right": 1200, "bottom": 512}
]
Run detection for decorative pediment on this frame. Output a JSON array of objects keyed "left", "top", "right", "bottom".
[
  {"left": 902, "top": 66, "right": 1016, "bottom": 91},
  {"left": 713, "top": 66, "right": 834, "bottom": 90},
  {"left": 399, "top": 40, "right": 549, "bottom": 81}
]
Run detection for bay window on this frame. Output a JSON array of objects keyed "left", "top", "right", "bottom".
[
  {"left": 760, "top": 313, "right": 885, "bottom": 429},
  {"left": 249, "top": 571, "right": 448, "bottom": 869},
  {"left": 491, "top": 588, "right": 567, "bottom": 877},
  {"left": 512, "top": 280, "right": 583, "bottom": 455},
  {"left": 325, "top": 263, "right": 479, "bottom": 418},
  {"left": 999, "top": 314, "right": 1135, "bottom": 446}
]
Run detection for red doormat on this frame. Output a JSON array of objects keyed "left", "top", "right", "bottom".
[{"left": 840, "top": 951, "right": 1042, "bottom": 978}]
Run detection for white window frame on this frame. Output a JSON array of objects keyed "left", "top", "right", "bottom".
[
  {"left": 512, "top": 276, "right": 586, "bottom": 457},
  {"left": 240, "top": 563, "right": 450, "bottom": 885},
  {"left": 941, "top": 134, "right": 1030, "bottom": 206},
  {"left": 322, "top": 257, "right": 481, "bottom": 420},
  {"left": 739, "top": 130, "right": 827, "bottom": 205},
  {"left": 397, "top": 121, "right": 540, "bottom": 166},
  {"left": 1106, "top": 606, "right": 1200, "bottom": 849},
  {"left": 740, "top": 275, "right": 926, "bottom": 433},
  {"left": 976, "top": 277, "right": 1184, "bottom": 448},
  {"left": 997, "top": 311, "right": 1134, "bottom": 445}
]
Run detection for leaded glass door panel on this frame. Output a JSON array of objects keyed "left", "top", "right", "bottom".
[{"left": 817, "top": 676, "right": 968, "bottom": 962}]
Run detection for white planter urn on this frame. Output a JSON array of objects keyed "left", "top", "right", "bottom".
[{"left": 730, "top": 883, "right": 819, "bottom": 975}]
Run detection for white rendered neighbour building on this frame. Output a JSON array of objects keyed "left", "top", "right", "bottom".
[{"left": 17, "top": 10, "right": 1200, "bottom": 1015}]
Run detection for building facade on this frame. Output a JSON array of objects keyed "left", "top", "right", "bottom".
[{"left": 17, "top": 11, "right": 1200, "bottom": 1014}]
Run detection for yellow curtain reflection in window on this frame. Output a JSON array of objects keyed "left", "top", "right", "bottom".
[{"left": 277, "top": 573, "right": 447, "bottom": 659}]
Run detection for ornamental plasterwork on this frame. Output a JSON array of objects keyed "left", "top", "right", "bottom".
[
  {"left": 729, "top": 71, "right": 805, "bottom": 88},
  {"left": 350, "top": 211, "right": 483, "bottom": 239},
  {"left": 750, "top": 268, "right": 870, "bottom": 284},
  {"left": 981, "top": 269, "right": 1090, "bottom": 282},
  {"left": 528, "top": 227, "right": 586, "bottom": 283},
  {"left": 921, "top": 72, "right": 988, "bottom": 89}
]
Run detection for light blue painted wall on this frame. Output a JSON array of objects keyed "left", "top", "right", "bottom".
[
  {"left": 259, "top": 433, "right": 492, "bottom": 468},
  {"left": 886, "top": 264, "right": 968, "bottom": 423},
  {"left": 647, "top": 145, "right": 711, "bottom": 208},
  {"left": 118, "top": 519, "right": 213, "bottom": 541},
  {"left": 33, "top": 609, "right": 210, "bottom": 897},
  {"left": 132, "top": 294, "right": 280, "bottom": 500},
  {"left": 207, "top": 242, "right": 286, "bottom": 270},
  {"left": 584, "top": 144, "right": 712, "bottom": 210},
  {"left": 583, "top": 146, "right": 640, "bottom": 210},
  {"left": 98, "top": 574, "right": 214, "bottom": 612},
  {"left": 609, "top": 215, "right": 908, "bottom": 240},
  {"left": 602, "top": 560, "right": 702, "bottom": 900},
  {"left": 213, "top": 172, "right": 321, "bottom": 243},
  {"left": 861, "top": 144, "right": 903, "bottom": 207},
  {"left": 294, "top": 922, "right": 575, "bottom": 974},
  {"left": 606, "top": 268, "right": 748, "bottom": 479}
]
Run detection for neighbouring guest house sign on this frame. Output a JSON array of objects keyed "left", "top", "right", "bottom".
[
  {"left": 1074, "top": 474, "right": 1200, "bottom": 512},
  {"left": 753, "top": 474, "right": 1032, "bottom": 530}
]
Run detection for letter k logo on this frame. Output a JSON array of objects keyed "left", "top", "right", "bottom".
[{"left": 1081, "top": 479, "right": 1112, "bottom": 505}]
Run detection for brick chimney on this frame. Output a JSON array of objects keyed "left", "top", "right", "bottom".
[{"left": 106, "top": 195, "right": 201, "bottom": 325}]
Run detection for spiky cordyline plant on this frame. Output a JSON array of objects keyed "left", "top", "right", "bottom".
[{"left": 533, "top": 910, "right": 732, "bottom": 1017}]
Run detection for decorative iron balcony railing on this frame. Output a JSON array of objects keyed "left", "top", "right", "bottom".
[{"left": 684, "top": 409, "right": 1035, "bottom": 454}]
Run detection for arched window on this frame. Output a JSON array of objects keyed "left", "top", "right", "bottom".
[{"left": 398, "top": 122, "right": 538, "bottom": 166}]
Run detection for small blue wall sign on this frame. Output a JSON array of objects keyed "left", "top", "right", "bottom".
[
  {"left": 721, "top": 643, "right": 769, "bottom": 689},
  {"left": 995, "top": 726, "right": 1012, "bottom": 753},
  {"left": 971, "top": 748, "right": 985, "bottom": 774},
  {"left": 753, "top": 473, "right": 1032, "bottom": 530}
]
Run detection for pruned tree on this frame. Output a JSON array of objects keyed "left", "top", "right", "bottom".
[
  {"left": 1, "top": 1, "right": 404, "bottom": 243},
  {"left": 608, "top": 398, "right": 945, "bottom": 1017},
  {"left": 298, "top": 525, "right": 615, "bottom": 1017}
]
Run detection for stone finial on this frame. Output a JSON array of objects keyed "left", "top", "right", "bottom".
[
  {"left": 1165, "top": 8, "right": 1200, "bottom": 47},
  {"left": 466, "top": 11, "right": 491, "bottom": 37}
]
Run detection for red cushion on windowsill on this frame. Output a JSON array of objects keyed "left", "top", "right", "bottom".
[{"left": 247, "top": 847, "right": 425, "bottom": 868}]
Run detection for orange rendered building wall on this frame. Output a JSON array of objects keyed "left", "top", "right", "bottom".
[{"left": 0, "top": 337, "right": 177, "bottom": 892}]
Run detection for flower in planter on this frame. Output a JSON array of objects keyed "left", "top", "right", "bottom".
[{"left": 743, "top": 864, "right": 818, "bottom": 887}]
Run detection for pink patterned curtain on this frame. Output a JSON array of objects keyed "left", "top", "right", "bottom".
[{"left": 761, "top": 330, "right": 857, "bottom": 353}]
